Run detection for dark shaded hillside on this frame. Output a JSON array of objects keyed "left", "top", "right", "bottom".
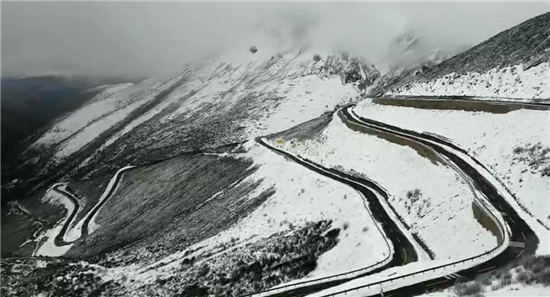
[
  {"left": 1, "top": 76, "right": 134, "bottom": 156},
  {"left": 373, "top": 12, "right": 550, "bottom": 95}
]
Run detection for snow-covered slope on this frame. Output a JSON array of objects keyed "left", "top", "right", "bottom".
[
  {"left": 388, "top": 62, "right": 549, "bottom": 99},
  {"left": 381, "top": 12, "right": 550, "bottom": 100},
  {"left": 269, "top": 114, "right": 498, "bottom": 261},
  {"left": 131, "top": 143, "right": 389, "bottom": 283},
  {"left": 5, "top": 12, "right": 549, "bottom": 297},
  {"left": 23, "top": 30, "right": 380, "bottom": 185},
  {"left": 378, "top": 30, "right": 468, "bottom": 75},
  {"left": 32, "top": 186, "right": 75, "bottom": 257},
  {"left": 370, "top": 30, "right": 469, "bottom": 97},
  {"left": 31, "top": 83, "right": 134, "bottom": 148},
  {"left": 354, "top": 100, "right": 550, "bottom": 235},
  {"left": 17, "top": 142, "right": 390, "bottom": 297}
]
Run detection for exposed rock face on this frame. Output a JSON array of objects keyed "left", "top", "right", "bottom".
[{"left": 312, "top": 53, "right": 381, "bottom": 93}]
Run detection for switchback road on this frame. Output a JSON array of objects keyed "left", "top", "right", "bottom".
[
  {"left": 252, "top": 138, "right": 420, "bottom": 297},
  {"left": 318, "top": 106, "right": 540, "bottom": 296}
]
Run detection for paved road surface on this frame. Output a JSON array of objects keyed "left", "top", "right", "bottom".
[
  {"left": 52, "top": 185, "right": 80, "bottom": 246},
  {"left": 256, "top": 138, "right": 418, "bottom": 297},
  {"left": 331, "top": 106, "right": 539, "bottom": 296}
]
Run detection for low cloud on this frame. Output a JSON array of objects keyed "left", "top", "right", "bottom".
[{"left": 2, "top": 2, "right": 547, "bottom": 79}]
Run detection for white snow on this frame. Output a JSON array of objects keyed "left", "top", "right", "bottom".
[
  {"left": 33, "top": 73, "right": 186, "bottom": 159},
  {"left": 35, "top": 260, "right": 47, "bottom": 268},
  {"left": 306, "top": 201, "right": 507, "bottom": 297},
  {"left": 53, "top": 100, "right": 146, "bottom": 158},
  {"left": 421, "top": 265, "right": 550, "bottom": 297},
  {"left": 33, "top": 185, "right": 75, "bottom": 257},
  {"left": 32, "top": 83, "right": 134, "bottom": 147},
  {"left": 354, "top": 100, "right": 550, "bottom": 251},
  {"left": 271, "top": 114, "right": 498, "bottom": 261},
  {"left": 387, "top": 63, "right": 550, "bottom": 99},
  {"left": 309, "top": 242, "right": 507, "bottom": 297},
  {"left": 424, "top": 284, "right": 550, "bottom": 297},
  {"left": 65, "top": 38, "right": 362, "bottom": 169},
  {"left": 483, "top": 284, "right": 550, "bottom": 296},
  {"left": 157, "top": 47, "right": 360, "bottom": 139},
  {"left": 85, "top": 83, "right": 134, "bottom": 94},
  {"left": 134, "top": 141, "right": 389, "bottom": 286},
  {"left": 254, "top": 75, "right": 358, "bottom": 136}
]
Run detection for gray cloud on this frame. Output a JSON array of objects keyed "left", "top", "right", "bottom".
[{"left": 2, "top": 2, "right": 548, "bottom": 79}]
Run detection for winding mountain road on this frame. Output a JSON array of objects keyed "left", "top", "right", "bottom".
[
  {"left": 40, "top": 166, "right": 133, "bottom": 251},
  {"left": 252, "top": 104, "right": 540, "bottom": 297},
  {"left": 52, "top": 185, "right": 80, "bottom": 246},
  {"left": 313, "top": 105, "right": 540, "bottom": 296},
  {"left": 343, "top": 106, "right": 538, "bottom": 255},
  {"left": 79, "top": 166, "right": 132, "bottom": 238},
  {"left": 251, "top": 138, "right": 420, "bottom": 296},
  {"left": 38, "top": 100, "right": 542, "bottom": 296}
]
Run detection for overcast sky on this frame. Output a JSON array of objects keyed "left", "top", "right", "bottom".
[{"left": 2, "top": 1, "right": 548, "bottom": 79}]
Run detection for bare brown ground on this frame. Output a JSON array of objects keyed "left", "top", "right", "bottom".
[
  {"left": 337, "top": 111, "right": 446, "bottom": 166},
  {"left": 373, "top": 98, "right": 547, "bottom": 113}
]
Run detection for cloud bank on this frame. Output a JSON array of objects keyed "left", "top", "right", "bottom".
[{"left": 2, "top": 2, "right": 548, "bottom": 79}]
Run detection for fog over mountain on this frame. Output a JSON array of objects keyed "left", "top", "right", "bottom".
[{"left": 2, "top": 2, "right": 548, "bottom": 79}]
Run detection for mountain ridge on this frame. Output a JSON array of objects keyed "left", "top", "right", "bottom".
[{"left": 375, "top": 12, "right": 550, "bottom": 98}]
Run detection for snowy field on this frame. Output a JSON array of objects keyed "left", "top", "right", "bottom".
[
  {"left": 422, "top": 261, "right": 550, "bottom": 297},
  {"left": 354, "top": 100, "right": 550, "bottom": 235},
  {"left": 136, "top": 142, "right": 389, "bottom": 281},
  {"left": 386, "top": 63, "right": 550, "bottom": 100},
  {"left": 269, "top": 114, "right": 498, "bottom": 262},
  {"left": 424, "top": 283, "right": 550, "bottom": 297}
]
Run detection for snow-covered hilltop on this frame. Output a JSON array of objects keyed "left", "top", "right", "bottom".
[{"left": 380, "top": 12, "right": 550, "bottom": 100}]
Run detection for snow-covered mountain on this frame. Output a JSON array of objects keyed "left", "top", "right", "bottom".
[
  {"left": 1, "top": 30, "right": 381, "bottom": 205},
  {"left": 3, "top": 11, "right": 550, "bottom": 297},
  {"left": 384, "top": 31, "right": 468, "bottom": 71},
  {"left": 2, "top": 33, "right": 387, "bottom": 294},
  {"left": 380, "top": 12, "right": 550, "bottom": 99}
]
